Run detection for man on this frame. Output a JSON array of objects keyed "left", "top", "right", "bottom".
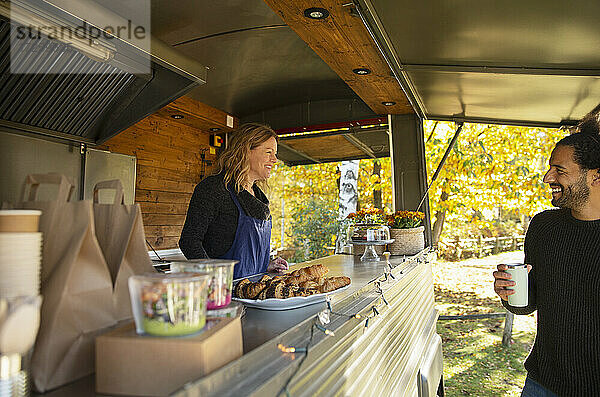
[{"left": 493, "top": 115, "right": 600, "bottom": 396}]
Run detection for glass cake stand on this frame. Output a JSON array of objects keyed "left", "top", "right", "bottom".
[{"left": 351, "top": 239, "right": 394, "bottom": 262}]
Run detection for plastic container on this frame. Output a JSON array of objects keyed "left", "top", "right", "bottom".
[
  {"left": 128, "top": 273, "right": 210, "bottom": 336},
  {"left": 207, "top": 301, "right": 244, "bottom": 319},
  {"left": 170, "top": 260, "right": 237, "bottom": 310}
]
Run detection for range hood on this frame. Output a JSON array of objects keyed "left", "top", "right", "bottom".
[{"left": 0, "top": 0, "right": 207, "bottom": 145}]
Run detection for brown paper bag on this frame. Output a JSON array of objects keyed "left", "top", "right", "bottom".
[
  {"left": 92, "top": 180, "right": 155, "bottom": 321},
  {"left": 14, "top": 174, "right": 115, "bottom": 392}
]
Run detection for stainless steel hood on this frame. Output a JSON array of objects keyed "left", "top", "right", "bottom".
[{"left": 0, "top": 0, "right": 207, "bottom": 145}]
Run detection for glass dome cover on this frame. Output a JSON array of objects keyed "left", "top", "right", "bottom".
[{"left": 348, "top": 223, "right": 391, "bottom": 242}]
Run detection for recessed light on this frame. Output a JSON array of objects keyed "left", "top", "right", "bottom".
[
  {"left": 382, "top": 101, "right": 396, "bottom": 106},
  {"left": 352, "top": 68, "right": 371, "bottom": 75},
  {"left": 210, "top": 127, "right": 221, "bottom": 132},
  {"left": 304, "top": 7, "right": 329, "bottom": 19},
  {"left": 171, "top": 114, "right": 184, "bottom": 119}
]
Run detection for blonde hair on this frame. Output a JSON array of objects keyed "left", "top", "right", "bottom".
[{"left": 216, "top": 123, "right": 278, "bottom": 193}]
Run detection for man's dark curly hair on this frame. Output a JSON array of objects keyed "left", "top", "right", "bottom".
[{"left": 556, "top": 104, "right": 600, "bottom": 171}]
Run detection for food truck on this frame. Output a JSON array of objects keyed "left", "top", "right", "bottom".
[{"left": 1, "top": 0, "right": 598, "bottom": 396}]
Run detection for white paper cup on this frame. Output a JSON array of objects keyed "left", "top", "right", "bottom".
[
  {"left": 505, "top": 263, "right": 528, "bottom": 307},
  {"left": 0, "top": 296, "right": 42, "bottom": 354},
  {"left": 0, "top": 211, "right": 41, "bottom": 233}
]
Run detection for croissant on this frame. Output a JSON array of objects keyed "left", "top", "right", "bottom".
[
  {"left": 242, "top": 282, "right": 267, "bottom": 299},
  {"left": 319, "top": 276, "right": 351, "bottom": 293},
  {"left": 298, "top": 280, "right": 319, "bottom": 290},
  {"left": 234, "top": 279, "right": 251, "bottom": 298},
  {"left": 285, "top": 264, "right": 329, "bottom": 285}
]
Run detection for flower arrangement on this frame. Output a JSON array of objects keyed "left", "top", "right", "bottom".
[
  {"left": 346, "top": 208, "right": 386, "bottom": 224},
  {"left": 386, "top": 210, "right": 425, "bottom": 229}
]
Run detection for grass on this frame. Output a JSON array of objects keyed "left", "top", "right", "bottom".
[{"left": 433, "top": 251, "right": 536, "bottom": 396}]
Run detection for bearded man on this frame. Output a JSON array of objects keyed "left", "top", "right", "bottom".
[{"left": 493, "top": 114, "right": 600, "bottom": 396}]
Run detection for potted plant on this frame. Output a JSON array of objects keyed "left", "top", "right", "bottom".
[{"left": 386, "top": 210, "right": 425, "bottom": 256}]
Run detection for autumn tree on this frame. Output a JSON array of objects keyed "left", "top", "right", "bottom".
[
  {"left": 267, "top": 121, "right": 561, "bottom": 259},
  {"left": 424, "top": 121, "right": 563, "bottom": 244}
]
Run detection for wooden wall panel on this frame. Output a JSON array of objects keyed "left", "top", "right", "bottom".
[{"left": 101, "top": 97, "right": 239, "bottom": 250}]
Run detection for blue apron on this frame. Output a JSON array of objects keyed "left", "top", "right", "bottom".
[{"left": 218, "top": 188, "right": 271, "bottom": 279}]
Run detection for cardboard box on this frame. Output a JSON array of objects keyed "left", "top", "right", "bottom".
[{"left": 96, "top": 317, "right": 242, "bottom": 396}]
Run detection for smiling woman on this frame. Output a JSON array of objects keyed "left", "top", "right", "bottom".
[{"left": 179, "top": 123, "right": 288, "bottom": 278}]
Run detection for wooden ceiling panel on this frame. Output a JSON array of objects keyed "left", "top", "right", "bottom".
[
  {"left": 284, "top": 135, "right": 364, "bottom": 161},
  {"left": 263, "top": 0, "right": 413, "bottom": 115},
  {"left": 154, "top": 96, "right": 238, "bottom": 132}
]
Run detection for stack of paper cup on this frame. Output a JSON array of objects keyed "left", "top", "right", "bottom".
[
  {"left": 0, "top": 211, "right": 42, "bottom": 298},
  {"left": 0, "top": 210, "right": 43, "bottom": 396}
]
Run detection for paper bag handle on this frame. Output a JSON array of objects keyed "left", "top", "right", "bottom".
[
  {"left": 93, "top": 180, "right": 125, "bottom": 205},
  {"left": 22, "top": 173, "right": 74, "bottom": 202}
]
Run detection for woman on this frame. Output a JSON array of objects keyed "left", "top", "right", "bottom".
[{"left": 179, "top": 123, "right": 288, "bottom": 279}]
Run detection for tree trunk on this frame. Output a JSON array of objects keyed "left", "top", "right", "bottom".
[
  {"left": 372, "top": 159, "right": 382, "bottom": 209},
  {"left": 431, "top": 190, "right": 449, "bottom": 246},
  {"left": 432, "top": 210, "right": 446, "bottom": 246}
]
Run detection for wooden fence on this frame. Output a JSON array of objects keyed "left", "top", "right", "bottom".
[{"left": 438, "top": 235, "right": 525, "bottom": 260}]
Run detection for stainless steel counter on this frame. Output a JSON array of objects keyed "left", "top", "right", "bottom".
[
  {"left": 174, "top": 250, "right": 441, "bottom": 397},
  {"left": 35, "top": 251, "right": 441, "bottom": 397},
  {"left": 241, "top": 254, "right": 399, "bottom": 353}
]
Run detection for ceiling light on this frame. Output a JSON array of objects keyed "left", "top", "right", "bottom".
[
  {"left": 210, "top": 127, "right": 221, "bottom": 132},
  {"left": 304, "top": 8, "right": 329, "bottom": 20},
  {"left": 352, "top": 68, "right": 371, "bottom": 75},
  {"left": 171, "top": 114, "right": 184, "bottom": 119},
  {"left": 382, "top": 101, "right": 396, "bottom": 106}
]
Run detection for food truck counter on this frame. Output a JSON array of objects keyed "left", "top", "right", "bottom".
[
  {"left": 175, "top": 250, "right": 441, "bottom": 397},
  {"left": 34, "top": 250, "right": 442, "bottom": 397}
]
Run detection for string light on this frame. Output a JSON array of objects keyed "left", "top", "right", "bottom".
[
  {"left": 280, "top": 268, "right": 399, "bottom": 394},
  {"left": 326, "top": 300, "right": 363, "bottom": 320},
  {"left": 277, "top": 344, "right": 307, "bottom": 354},
  {"left": 315, "top": 323, "right": 335, "bottom": 337}
]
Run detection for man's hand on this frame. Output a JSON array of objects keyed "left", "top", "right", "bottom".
[
  {"left": 267, "top": 257, "right": 288, "bottom": 273},
  {"left": 493, "top": 264, "right": 532, "bottom": 301}
]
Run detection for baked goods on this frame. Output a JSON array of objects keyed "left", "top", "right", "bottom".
[
  {"left": 285, "top": 264, "right": 329, "bottom": 284},
  {"left": 242, "top": 282, "right": 267, "bottom": 299},
  {"left": 320, "top": 276, "right": 351, "bottom": 293},
  {"left": 233, "top": 264, "right": 350, "bottom": 300}
]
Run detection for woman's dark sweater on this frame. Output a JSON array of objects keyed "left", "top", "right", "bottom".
[
  {"left": 178, "top": 174, "right": 270, "bottom": 259},
  {"left": 502, "top": 209, "right": 600, "bottom": 396}
]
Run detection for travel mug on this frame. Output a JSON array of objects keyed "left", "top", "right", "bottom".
[{"left": 505, "top": 263, "right": 528, "bottom": 307}]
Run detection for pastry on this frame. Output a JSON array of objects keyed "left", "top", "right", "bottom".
[
  {"left": 298, "top": 280, "right": 319, "bottom": 290},
  {"left": 242, "top": 282, "right": 266, "bottom": 299},
  {"left": 286, "top": 264, "right": 329, "bottom": 284},
  {"left": 265, "top": 282, "right": 285, "bottom": 299},
  {"left": 319, "top": 276, "right": 351, "bottom": 293},
  {"left": 258, "top": 275, "right": 271, "bottom": 283},
  {"left": 233, "top": 279, "right": 250, "bottom": 298}
]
